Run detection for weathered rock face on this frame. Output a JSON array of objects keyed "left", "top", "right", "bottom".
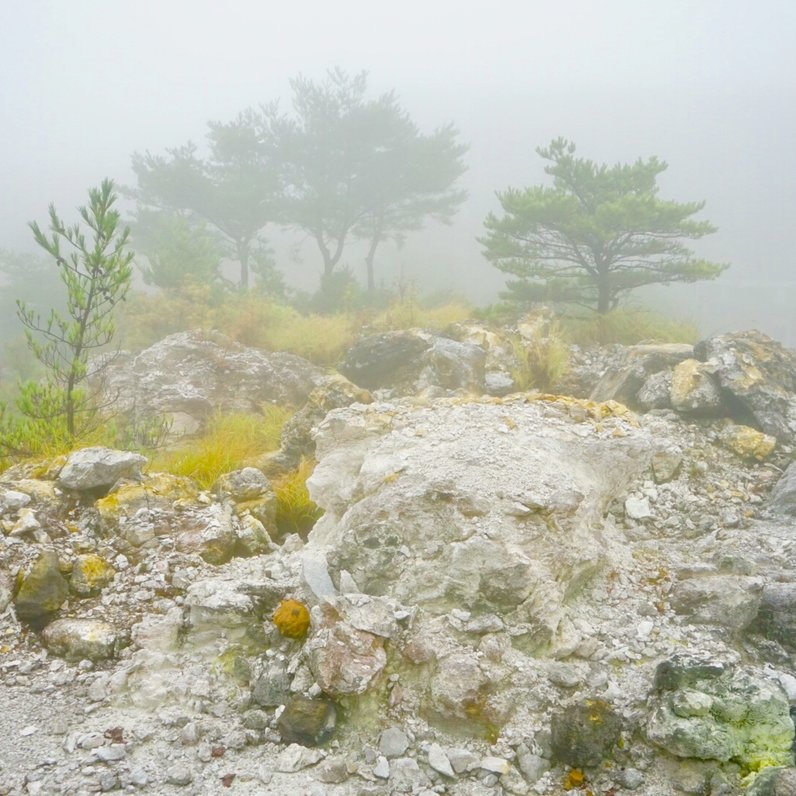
[
  {"left": 3, "top": 327, "right": 796, "bottom": 795},
  {"left": 669, "top": 359, "right": 724, "bottom": 415},
  {"left": 13, "top": 550, "right": 69, "bottom": 620},
  {"left": 308, "top": 397, "right": 653, "bottom": 644},
  {"left": 269, "top": 373, "right": 372, "bottom": 470},
  {"left": 755, "top": 583, "right": 796, "bottom": 651},
  {"left": 647, "top": 656, "right": 794, "bottom": 768},
  {"left": 670, "top": 574, "right": 764, "bottom": 632},
  {"left": 550, "top": 698, "right": 624, "bottom": 768},
  {"left": 339, "top": 330, "right": 485, "bottom": 395},
  {"left": 694, "top": 330, "right": 796, "bottom": 441},
  {"left": 590, "top": 343, "right": 694, "bottom": 405},
  {"left": 768, "top": 461, "right": 796, "bottom": 515},
  {"left": 100, "top": 330, "right": 326, "bottom": 435}
]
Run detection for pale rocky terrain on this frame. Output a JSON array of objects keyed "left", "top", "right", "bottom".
[{"left": 1, "top": 324, "right": 796, "bottom": 796}]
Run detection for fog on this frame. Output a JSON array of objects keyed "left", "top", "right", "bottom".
[{"left": 2, "top": 0, "right": 794, "bottom": 341}]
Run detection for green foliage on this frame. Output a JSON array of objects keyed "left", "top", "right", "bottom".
[
  {"left": 1, "top": 180, "right": 133, "bottom": 451},
  {"left": 149, "top": 405, "right": 291, "bottom": 489},
  {"left": 272, "top": 458, "right": 323, "bottom": 537},
  {"left": 130, "top": 209, "right": 223, "bottom": 290},
  {"left": 481, "top": 138, "right": 728, "bottom": 313},
  {"left": 273, "top": 69, "right": 467, "bottom": 292},
  {"left": 560, "top": 308, "right": 699, "bottom": 345},
  {"left": 130, "top": 108, "right": 283, "bottom": 290},
  {"left": 0, "top": 250, "right": 66, "bottom": 344}
]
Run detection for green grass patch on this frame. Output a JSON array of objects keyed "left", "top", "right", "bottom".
[
  {"left": 149, "top": 405, "right": 292, "bottom": 490},
  {"left": 272, "top": 458, "right": 323, "bottom": 538}
]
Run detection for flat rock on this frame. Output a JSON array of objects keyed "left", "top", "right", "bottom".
[
  {"left": 42, "top": 618, "right": 118, "bottom": 661},
  {"left": 57, "top": 447, "right": 146, "bottom": 492}
]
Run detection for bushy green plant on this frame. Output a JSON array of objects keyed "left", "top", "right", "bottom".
[{"left": 0, "top": 181, "right": 133, "bottom": 455}]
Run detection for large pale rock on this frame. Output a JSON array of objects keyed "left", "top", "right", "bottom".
[
  {"left": 550, "top": 698, "right": 624, "bottom": 768},
  {"left": 41, "top": 618, "right": 118, "bottom": 661},
  {"left": 270, "top": 374, "right": 372, "bottom": 470},
  {"left": 57, "top": 447, "right": 146, "bottom": 492},
  {"left": 0, "top": 569, "right": 13, "bottom": 613},
  {"left": 0, "top": 486, "right": 31, "bottom": 514},
  {"left": 694, "top": 330, "right": 796, "bottom": 440},
  {"left": 69, "top": 554, "right": 115, "bottom": 597},
  {"left": 173, "top": 503, "right": 239, "bottom": 565},
  {"left": 308, "top": 397, "right": 655, "bottom": 643},
  {"left": 97, "top": 473, "right": 201, "bottom": 548},
  {"left": 718, "top": 423, "right": 777, "bottom": 461},
  {"left": 212, "top": 467, "right": 271, "bottom": 502},
  {"left": 99, "top": 330, "right": 325, "bottom": 434},
  {"left": 277, "top": 695, "right": 337, "bottom": 747},
  {"left": 747, "top": 766, "right": 796, "bottom": 795},
  {"left": 647, "top": 655, "right": 794, "bottom": 768}
]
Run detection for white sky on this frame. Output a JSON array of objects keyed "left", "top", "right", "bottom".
[{"left": 1, "top": 0, "right": 795, "bottom": 338}]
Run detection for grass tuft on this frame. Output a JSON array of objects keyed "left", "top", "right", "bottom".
[
  {"left": 149, "top": 404, "right": 292, "bottom": 490},
  {"left": 272, "top": 458, "right": 323, "bottom": 538},
  {"left": 560, "top": 308, "right": 698, "bottom": 346}
]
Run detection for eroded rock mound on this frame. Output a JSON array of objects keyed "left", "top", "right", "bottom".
[{"left": 100, "top": 330, "right": 326, "bottom": 435}]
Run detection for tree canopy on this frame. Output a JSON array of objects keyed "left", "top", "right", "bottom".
[
  {"left": 130, "top": 110, "right": 283, "bottom": 289},
  {"left": 267, "top": 69, "right": 468, "bottom": 292},
  {"left": 481, "top": 138, "right": 727, "bottom": 313}
]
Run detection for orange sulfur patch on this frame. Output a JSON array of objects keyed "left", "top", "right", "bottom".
[{"left": 273, "top": 599, "right": 311, "bottom": 639}]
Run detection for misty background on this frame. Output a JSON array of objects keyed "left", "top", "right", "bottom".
[{"left": 1, "top": 0, "right": 794, "bottom": 342}]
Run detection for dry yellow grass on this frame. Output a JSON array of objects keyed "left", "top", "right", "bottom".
[{"left": 149, "top": 405, "right": 291, "bottom": 489}]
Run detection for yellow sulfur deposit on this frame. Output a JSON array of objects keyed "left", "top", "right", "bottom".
[{"left": 273, "top": 599, "right": 311, "bottom": 639}]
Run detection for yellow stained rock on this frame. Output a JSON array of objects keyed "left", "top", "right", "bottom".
[
  {"left": 719, "top": 424, "right": 776, "bottom": 461},
  {"left": 70, "top": 554, "right": 115, "bottom": 597}
]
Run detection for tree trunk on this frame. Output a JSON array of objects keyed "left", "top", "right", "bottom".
[
  {"left": 596, "top": 274, "right": 612, "bottom": 314},
  {"left": 365, "top": 236, "right": 379, "bottom": 294},
  {"left": 364, "top": 213, "right": 384, "bottom": 295},
  {"left": 237, "top": 240, "right": 250, "bottom": 290}
]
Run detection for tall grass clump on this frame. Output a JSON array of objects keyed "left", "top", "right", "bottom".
[
  {"left": 560, "top": 308, "right": 698, "bottom": 346},
  {"left": 510, "top": 327, "right": 571, "bottom": 392},
  {"left": 368, "top": 294, "right": 472, "bottom": 332},
  {"left": 150, "top": 404, "right": 291, "bottom": 489},
  {"left": 272, "top": 458, "right": 323, "bottom": 538}
]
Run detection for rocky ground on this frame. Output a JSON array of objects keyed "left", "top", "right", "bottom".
[{"left": 1, "top": 325, "right": 796, "bottom": 795}]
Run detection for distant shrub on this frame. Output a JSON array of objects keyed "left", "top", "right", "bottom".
[
  {"left": 119, "top": 289, "right": 356, "bottom": 366},
  {"left": 368, "top": 294, "right": 472, "bottom": 332},
  {"left": 149, "top": 405, "right": 291, "bottom": 489},
  {"left": 560, "top": 308, "right": 698, "bottom": 346}
]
